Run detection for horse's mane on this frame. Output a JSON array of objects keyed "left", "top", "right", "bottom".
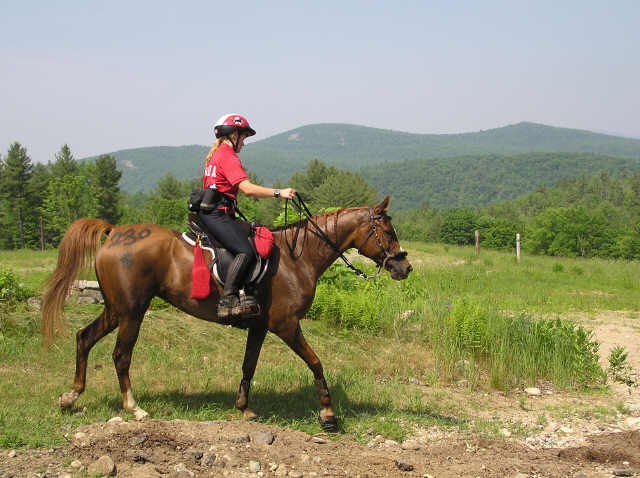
[{"left": 268, "top": 207, "right": 352, "bottom": 233}]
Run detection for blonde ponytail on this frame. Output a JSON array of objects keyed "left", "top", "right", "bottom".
[{"left": 205, "top": 138, "right": 225, "bottom": 164}]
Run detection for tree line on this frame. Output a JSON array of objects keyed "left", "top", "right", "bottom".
[
  {"left": 0, "top": 143, "right": 376, "bottom": 249},
  {"left": 393, "top": 172, "right": 640, "bottom": 260},
  {"left": 0, "top": 143, "right": 121, "bottom": 249},
  {"left": 2, "top": 141, "right": 639, "bottom": 261}
]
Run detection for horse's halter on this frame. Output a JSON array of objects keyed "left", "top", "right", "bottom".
[{"left": 354, "top": 207, "right": 408, "bottom": 279}]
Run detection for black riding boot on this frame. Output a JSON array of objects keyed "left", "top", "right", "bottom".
[{"left": 218, "top": 253, "right": 260, "bottom": 319}]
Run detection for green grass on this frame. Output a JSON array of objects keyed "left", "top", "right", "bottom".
[
  {"left": 0, "top": 249, "right": 59, "bottom": 292},
  {"left": 0, "top": 307, "right": 466, "bottom": 448},
  {"left": 404, "top": 242, "right": 640, "bottom": 314},
  {"left": 0, "top": 243, "right": 638, "bottom": 448}
]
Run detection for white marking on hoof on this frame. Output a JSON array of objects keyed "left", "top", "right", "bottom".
[
  {"left": 132, "top": 406, "right": 149, "bottom": 421},
  {"left": 242, "top": 408, "right": 258, "bottom": 421},
  {"left": 59, "top": 391, "right": 79, "bottom": 409}
]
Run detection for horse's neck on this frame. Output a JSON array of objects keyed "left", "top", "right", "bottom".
[{"left": 274, "top": 208, "right": 363, "bottom": 278}]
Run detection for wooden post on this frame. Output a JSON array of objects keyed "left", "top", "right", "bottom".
[
  {"left": 516, "top": 233, "right": 521, "bottom": 262},
  {"left": 475, "top": 230, "right": 479, "bottom": 256}
]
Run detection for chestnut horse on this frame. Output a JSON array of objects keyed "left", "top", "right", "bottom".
[{"left": 42, "top": 196, "right": 412, "bottom": 429}]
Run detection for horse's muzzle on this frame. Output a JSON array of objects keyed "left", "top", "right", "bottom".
[{"left": 387, "top": 256, "right": 412, "bottom": 280}]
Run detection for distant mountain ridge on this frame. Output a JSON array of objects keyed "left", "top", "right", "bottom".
[
  {"left": 361, "top": 152, "right": 640, "bottom": 211},
  {"left": 83, "top": 121, "right": 640, "bottom": 193}
]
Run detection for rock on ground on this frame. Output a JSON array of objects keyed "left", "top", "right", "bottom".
[{"left": 87, "top": 455, "right": 116, "bottom": 476}]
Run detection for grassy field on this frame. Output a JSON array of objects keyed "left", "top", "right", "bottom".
[{"left": 1, "top": 243, "right": 638, "bottom": 448}]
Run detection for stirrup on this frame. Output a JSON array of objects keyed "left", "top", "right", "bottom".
[
  {"left": 232, "top": 290, "right": 261, "bottom": 319},
  {"left": 218, "top": 295, "right": 238, "bottom": 319}
]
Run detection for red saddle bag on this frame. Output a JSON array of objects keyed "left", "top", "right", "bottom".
[
  {"left": 254, "top": 225, "right": 274, "bottom": 259},
  {"left": 191, "top": 240, "right": 211, "bottom": 299}
]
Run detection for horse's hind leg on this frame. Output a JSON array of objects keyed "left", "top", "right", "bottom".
[
  {"left": 59, "top": 308, "right": 118, "bottom": 409},
  {"left": 280, "top": 324, "right": 337, "bottom": 430},
  {"left": 235, "top": 326, "right": 267, "bottom": 420},
  {"left": 112, "top": 314, "right": 148, "bottom": 420}
]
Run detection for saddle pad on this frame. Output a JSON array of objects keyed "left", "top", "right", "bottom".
[{"left": 181, "top": 233, "right": 269, "bottom": 286}]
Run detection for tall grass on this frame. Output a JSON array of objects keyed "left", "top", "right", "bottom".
[{"left": 426, "top": 297, "right": 604, "bottom": 390}]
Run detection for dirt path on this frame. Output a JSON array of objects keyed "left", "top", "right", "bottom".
[{"left": 1, "top": 419, "right": 639, "bottom": 478}]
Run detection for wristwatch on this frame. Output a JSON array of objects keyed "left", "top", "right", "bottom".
[{"left": 273, "top": 189, "right": 280, "bottom": 198}]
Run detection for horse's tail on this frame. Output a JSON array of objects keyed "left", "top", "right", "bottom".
[{"left": 42, "top": 218, "right": 113, "bottom": 346}]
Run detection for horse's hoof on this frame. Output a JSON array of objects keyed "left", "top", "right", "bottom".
[
  {"left": 318, "top": 415, "right": 338, "bottom": 432},
  {"left": 59, "top": 391, "right": 79, "bottom": 409},
  {"left": 132, "top": 406, "right": 149, "bottom": 421},
  {"left": 242, "top": 409, "right": 258, "bottom": 421}
]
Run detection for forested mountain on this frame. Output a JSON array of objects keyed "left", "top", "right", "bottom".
[
  {"left": 84, "top": 145, "right": 209, "bottom": 195},
  {"left": 84, "top": 122, "right": 640, "bottom": 192},
  {"left": 361, "top": 152, "right": 640, "bottom": 211}
]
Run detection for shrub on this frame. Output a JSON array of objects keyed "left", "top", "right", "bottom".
[
  {"left": 526, "top": 207, "right": 613, "bottom": 258},
  {"left": 477, "top": 216, "right": 519, "bottom": 250},
  {"left": 607, "top": 345, "right": 639, "bottom": 388},
  {"left": 440, "top": 208, "right": 478, "bottom": 245},
  {"left": 613, "top": 233, "right": 640, "bottom": 260},
  {"left": 0, "top": 267, "right": 31, "bottom": 307},
  {"left": 307, "top": 263, "right": 421, "bottom": 333}
]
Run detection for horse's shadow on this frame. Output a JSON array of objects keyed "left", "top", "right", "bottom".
[{"left": 101, "top": 384, "right": 462, "bottom": 432}]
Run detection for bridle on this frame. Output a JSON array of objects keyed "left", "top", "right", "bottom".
[
  {"left": 354, "top": 207, "right": 408, "bottom": 279},
  {"left": 286, "top": 194, "right": 407, "bottom": 280}
]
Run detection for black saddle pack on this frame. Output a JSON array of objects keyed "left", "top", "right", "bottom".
[{"left": 182, "top": 213, "right": 269, "bottom": 287}]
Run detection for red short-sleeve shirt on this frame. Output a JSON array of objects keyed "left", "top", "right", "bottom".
[{"left": 202, "top": 143, "right": 248, "bottom": 201}]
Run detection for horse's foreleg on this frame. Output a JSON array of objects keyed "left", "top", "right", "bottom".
[
  {"left": 59, "top": 309, "right": 118, "bottom": 409},
  {"left": 236, "top": 326, "right": 267, "bottom": 420},
  {"left": 281, "top": 324, "right": 337, "bottom": 430},
  {"left": 112, "top": 316, "right": 148, "bottom": 420}
]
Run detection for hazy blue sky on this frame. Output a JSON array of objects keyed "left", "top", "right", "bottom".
[{"left": 1, "top": 1, "right": 639, "bottom": 162}]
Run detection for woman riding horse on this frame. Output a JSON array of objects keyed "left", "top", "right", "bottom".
[
  {"left": 200, "top": 114, "right": 296, "bottom": 319},
  {"left": 43, "top": 197, "right": 412, "bottom": 427}
]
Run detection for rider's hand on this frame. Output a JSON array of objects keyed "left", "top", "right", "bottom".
[{"left": 280, "top": 188, "right": 296, "bottom": 200}]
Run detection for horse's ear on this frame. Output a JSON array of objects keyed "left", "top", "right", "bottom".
[{"left": 373, "top": 196, "right": 391, "bottom": 215}]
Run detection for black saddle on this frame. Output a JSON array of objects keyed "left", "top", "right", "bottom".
[{"left": 184, "top": 213, "right": 269, "bottom": 286}]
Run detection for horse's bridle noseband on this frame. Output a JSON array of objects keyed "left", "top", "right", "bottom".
[{"left": 354, "top": 207, "right": 408, "bottom": 279}]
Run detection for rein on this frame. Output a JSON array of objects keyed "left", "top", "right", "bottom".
[{"left": 284, "top": 194, "right": 406, "bottom": 280}]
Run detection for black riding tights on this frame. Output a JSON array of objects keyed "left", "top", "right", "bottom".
[{"left": 198, "top": 208, "right": 255, "bottom": 271}]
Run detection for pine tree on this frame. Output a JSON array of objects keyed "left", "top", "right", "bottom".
[
  {"left": 290, "top": 159, "right": 338, "bottom": 200},
  {"left": 28, "top": 163, "right": 52, "bottom": 249},
  {"left": 2, "top": 142, "right": 33, "bottom": 248},
  {"left": 91, "top": 154, "right": 122, "bottom": 224},
  {"left": 50, "top": 144, "right": 78, "bottom": 177},
  {"left": 0, "top": 154, "right": 10, "bottom": 248},
  {"left": 41, "top": 145, "right": 95, "bottom": 244},
  {"left": 311, "top": 170, "right": 377, "bottom": 209},
  {"left": 42, "top": 173, "right": 92, "bottom": 243},
  {"left": 153, "top": 173, "right": 184, "bottom": 200}
]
